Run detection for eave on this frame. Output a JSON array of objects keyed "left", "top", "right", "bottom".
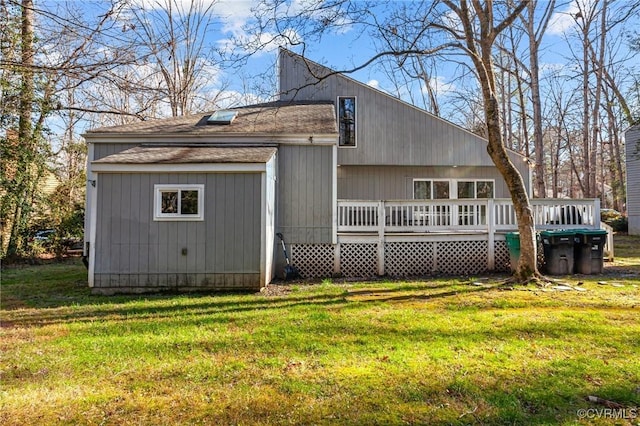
[{"left": 83, "top": 132, "right": 338, "bottom": 145}]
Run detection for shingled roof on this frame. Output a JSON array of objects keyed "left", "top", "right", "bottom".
[
  {"left": 86, "top": 101, "right": 337, "bottom": 136},
  {"left": 93, "top": 146, "right": 277, "bottom": 164}
]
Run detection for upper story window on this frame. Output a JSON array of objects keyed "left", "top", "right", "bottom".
[
  {"left": 154, "top": 184, "right": 204, "bottom": 221},
  {"left": 338, "top": 96, "right": 356, "bottom": 147}
]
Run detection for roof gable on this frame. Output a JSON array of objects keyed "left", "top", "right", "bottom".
[{"left": 278, "top": 49, "right": 528, "bottom": 168}]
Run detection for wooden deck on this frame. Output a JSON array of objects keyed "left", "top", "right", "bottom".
[
  {"left": 330, "top": 199, "right": 610, "bottom": 275},
  {"left": 337, "top": 198, "right": 601, "bottom": 234}
]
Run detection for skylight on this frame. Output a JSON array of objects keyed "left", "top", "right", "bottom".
[{"left": 207, "top": 110, "right": 238, "bottom": 125}]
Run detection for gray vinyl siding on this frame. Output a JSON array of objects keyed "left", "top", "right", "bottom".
[
  {"left": 94, "top": 172, "right": 262, "bottom": 291},
  {"left": 85, "top": 144, "right": 140, "bottom": 252},
  {"left": 277, "top": 145, "right": 333, "bottom": 244},
  {"left": 337, "top": 165, "right": 516, "bottom": 199},
  {"left": 626, "top": 125, "right": 640, "bottom": 235},
  {"left": 279, "top": 51, "right": 532, "bottom": 189}
]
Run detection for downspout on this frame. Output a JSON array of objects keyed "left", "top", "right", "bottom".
[
  {"left": 83, "top": 142, "right": 95, "bottom": 270},
  {"left": 82, "top": 242, "right": 89, "bottom": 269}
]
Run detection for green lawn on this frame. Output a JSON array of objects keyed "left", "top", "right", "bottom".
[{"left": 1, "top": 236, "right": 639, "bottom": 425}]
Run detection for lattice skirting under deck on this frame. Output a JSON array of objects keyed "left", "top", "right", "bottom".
[
  {"left": 435, "top": 240, "right": 488, "bottom": 275},
  {"left": 291, "top": 240, "right": 509, "bottom": 279},
  {"left": 340, "top": 243, "right": 378, "bottom": 278},
  {"left": 384, "top": 242, "right": 435, "bottom": 277},
  {"left": 494, "top": 240, "right": 510, "bottom": 272},
  {"left": 290, "top": 244, "right": 334, "bottom": 278}
]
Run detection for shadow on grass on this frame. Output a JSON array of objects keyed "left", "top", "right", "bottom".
[
  {"left": 3, "top": 279, "right": 498, "bottom": 328},
  {"left": 4, "top": 261, "right": 640, "bottom": 328}
]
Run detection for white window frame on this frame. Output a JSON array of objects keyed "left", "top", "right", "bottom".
[
  {"left": 413, "top": 179, "right": 451, "bottom": 199},
  {"left": 413, "top": 179, "right": 432, "bottom": 199},
  {"left": 456, "top": 179, "right": 495, "bottom": 199},
  {"left": 337, "top": 96, "right": 357, "bottom": 148},
  {"left": 154, "top": 184, "right": 204, "bottom": 221},
  {"left": 413, "top": 179, "right": 495, "bottom": 199}
]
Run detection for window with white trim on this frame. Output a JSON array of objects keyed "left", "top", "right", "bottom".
[
  {"left": 457, "top": 180, "right": 494, "bottom": 199},
  {"left": 413, "top": 179, "right": 450, "bottom": 199},
  {"left": 154, "top": 184, "right": 204, "bottom": 221},
  {"left": 337, "top": 96, "right": 356, "bottom": 147},
  {"left": 414, "top": 179, "right": 494, "bottom": 199}
]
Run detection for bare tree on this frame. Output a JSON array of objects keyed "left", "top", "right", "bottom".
[
  {"left": 551, "top": 0, "right": 639, "bottom": 202},
  {"left": 436, "top": 0, "right": 539, "bottom": 280},
  {"left": 123, "top": 0, "right": 223, "bottom": 117},
  {"left": 1, "top": 0, "right": 44, "bottom": 257},
  {"left": 1, "top": 0, "right": 138, "bottom": 256},
  {"left": 522, "top": 0, "right": 555, "bottom": 198}
]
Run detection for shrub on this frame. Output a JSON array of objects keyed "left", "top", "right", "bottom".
[{"left": 600, "top": 209, "right": 628, "bottom": 232}]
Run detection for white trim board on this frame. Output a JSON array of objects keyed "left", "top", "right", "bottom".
[{"left": 84, "top": 134, "right": 338, "bottom": 145}]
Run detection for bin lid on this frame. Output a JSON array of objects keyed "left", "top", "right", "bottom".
[
  {"left": 574, "top": 229, "right": 607, "bottom": 236},
  {"left": 540, "top": 230, "right": 576, "bottom": 237}
]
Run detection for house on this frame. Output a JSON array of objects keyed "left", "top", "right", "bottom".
[
  {"left": 84, "top": 49, "right": 600, "bottom": 294},
  {"left": 626, "top": 125, "right": 640, "bottom": 235}
]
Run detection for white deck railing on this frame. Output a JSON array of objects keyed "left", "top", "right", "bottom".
[{"left": 337, "top": 198, "right": 600, "bottom": 233}]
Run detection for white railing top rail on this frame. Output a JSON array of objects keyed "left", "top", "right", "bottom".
[{"left": 337, "top": 198, "right": 600, "bottom": 233}]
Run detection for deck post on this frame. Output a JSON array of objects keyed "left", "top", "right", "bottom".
[
  {"left": 334, "top": 243, "right": 341, "bottom": 275},
  {"left": 377, "top": 201, "right": 385, "bottom": 276},
  {"left": 487, "top": 199, "right": 495, "bottom": 270}
]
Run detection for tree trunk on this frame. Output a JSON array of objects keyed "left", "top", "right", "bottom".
[
  {"left": 603, "top": 90, "right": 626, "bottom": 212},
  {"left": 6, "top": 0, "right": 35, "bottom": 257},
  {"left": 448, "top": 0, "right": 538, "bottom": 281},
  {"left": 476, "top": 33, "right": 538, "bottom": 280},
  {"left": 526, "top": 0, "right": 548, "bottom": 198},
  {"left": 590, "top": 0, "right": 607, "bottom": 200},
  {"left": 611, "top": 129, "right": 625, "bottom": 212},
  {"left": 580, "top": 12, "right": 592, "bottom": 198},
  {"left": 552, "top": 135, "right": 560, "bottom": 198},
  {"left": 485, "top": 93, "right": 538, "bottom": 279}
]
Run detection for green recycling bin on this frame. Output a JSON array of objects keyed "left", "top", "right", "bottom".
[
  {"left": 573, "top": 229, "right": 607, "bottom": 274},
  {"left": 540, "top": 230, "right": 575, "bottom": 275},
  {"left": 505, "top": 232, "right": 520, "bottom": 272}
]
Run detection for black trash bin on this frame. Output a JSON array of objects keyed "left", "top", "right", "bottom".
[
  {"left": 573, "top": 229, "right": 608, "bottom": 274},
  {"left": 540, "top": 230, "right": 575, "bottom": 275}
]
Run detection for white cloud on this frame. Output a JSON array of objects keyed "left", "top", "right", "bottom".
[
  {"left": 548, "top": 0, "right": 598, "bottom": 36},
  {"left": 214, "top": 90, "right": 270, "bottom": 108},
  {"left": 218, "top": 27, "right": 302, "bottom": 56},
  {"left": 548, "top": 5, "right": 578, "bottom": 35},
  {"left": 440, "top": 8, "right": 463, "bottom": 36},
  {"left": 124, "top": 0, "right": 255, "bottom": 34},
  {"left": 367, "top": 79, "right": 380, "bottom": 89},
  {"left": 422, "top": 76, "right": 456, "bottom": 96},
  {"left": 539, "top": 62, "right": 567, "bottom": 75},
  {"left": 127, "top": 0, "right": 350, "bottom": 55},
  {"left": 213, "top": 0, "right": 256, "bottom": 35}
]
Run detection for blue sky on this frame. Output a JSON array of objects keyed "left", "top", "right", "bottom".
[
  {"left": 204, "top": 0, "right": 637, "bottom": 112},
  {"left": 36, "top": 0, "right": 639, "bottom": 134}
]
